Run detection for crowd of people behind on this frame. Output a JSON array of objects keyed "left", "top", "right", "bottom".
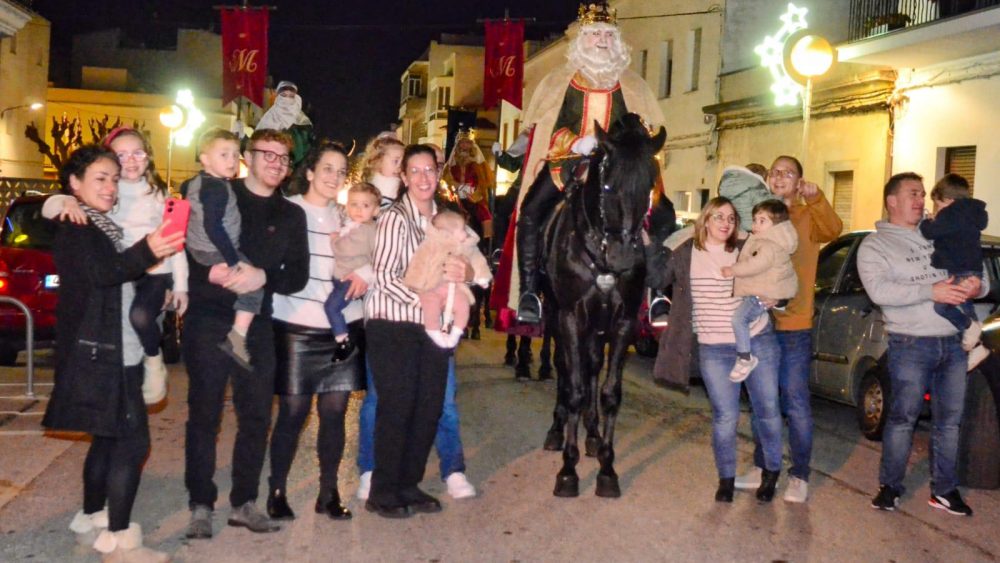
[{"left": 38, "top": 17, "right": 993, "bottom": 563}]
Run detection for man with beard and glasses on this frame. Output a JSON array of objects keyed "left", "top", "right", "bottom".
[{"left": 495, "top": 2, "right": 672, "bottom": 325}]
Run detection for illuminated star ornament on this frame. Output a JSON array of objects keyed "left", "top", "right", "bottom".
[
  {"left": 169, "top": 89, "right": 206, "bottom": 147},
  {"left": 755, "top": 3, "right": 809, "bottom": 106}
]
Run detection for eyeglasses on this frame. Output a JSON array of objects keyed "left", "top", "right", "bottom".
[
  {"left": 407, "top": 166, "right": 437, "bottom": 177},
  {"left": 116, "top": 150, "right": 147, "bottom": 162},
  {"left": 710, "top": 213, "right": 736, "bottom": 225},
  {"left": 768, "top": 169, "right": 797, "bottom": 180},
  {"left": 250, "top": 149, "right": 291, "bottom": 166}
]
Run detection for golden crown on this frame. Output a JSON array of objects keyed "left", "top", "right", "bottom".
[{"left": 577, "top": 2, "right": 617, "bottom": 25}]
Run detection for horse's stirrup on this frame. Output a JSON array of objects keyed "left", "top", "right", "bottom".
[
  {"left": 648, "top": 296, "right": 671, "bottom": 328},
  {"left": 517, "top": 292, "right": 543, "bottom": 324}
]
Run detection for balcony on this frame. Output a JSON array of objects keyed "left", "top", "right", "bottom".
[
  {"left": 848, "top": 0, "right": 1000, "bottom": 40},
  {"left": 840, "top": 0, "right": 1000, "bottom": 67}
]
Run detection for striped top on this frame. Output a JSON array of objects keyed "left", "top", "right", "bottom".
[
  {"left": 271, "top": 195, "right": 370, "bottom": 328},
  {"left": 364, "top": 191, "right": 437, "bottom": 324},
  {"left": 691, "top": 242, "right": 768, "bottom": 345}
]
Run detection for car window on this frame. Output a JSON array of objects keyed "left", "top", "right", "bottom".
[
  {"left": 815, "top": 238, "right": 856, "bottom": 292},
  {"left": 1, "top": 201, "right": 57, "bottom": 250},
  {"left": 981, "top": 247, "right": 1000, "bottom": 304}
]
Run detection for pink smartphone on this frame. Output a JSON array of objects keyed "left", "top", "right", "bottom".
[{"left": 161, "top": 198, "right": 190, "bottom": 251}]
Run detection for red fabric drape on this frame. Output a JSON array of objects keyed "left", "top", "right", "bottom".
[
  {"left": 221, "top": 8, "right": 269, "bottom": 107},
  {"left": 483, "top": 20, "right": 525, "bottom": 109}
]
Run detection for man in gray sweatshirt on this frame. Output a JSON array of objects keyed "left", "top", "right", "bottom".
[{"left": 858, "top": 171, "right": 986, "bottom": 517}]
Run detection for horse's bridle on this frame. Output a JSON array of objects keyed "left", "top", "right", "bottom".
[{"left": 576, "top": 152, "right": 647, "bottom": 290}]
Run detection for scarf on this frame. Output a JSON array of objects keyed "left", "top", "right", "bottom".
[
  {"left": 257, "top": 94, "right": 312, "bottom": 130},
  {"left": 81, "top": 202, "right": 125, "bottom": 251},
  {"left": 371, "top": 173, "right": 401, "bottom": 207}
]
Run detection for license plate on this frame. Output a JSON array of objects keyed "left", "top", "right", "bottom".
[{"left": 44, "top": 275, "right": 59, "bottom": 289}]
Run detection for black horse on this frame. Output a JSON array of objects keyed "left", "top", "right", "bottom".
[{"left": 540, "top": 113, "right": 666, "bottom": 497}]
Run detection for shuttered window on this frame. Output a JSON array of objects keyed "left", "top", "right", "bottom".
[
  {"left": 832, "top": 171, "right": 853, "bottom": 232},
  {"left": 945, "top": 146, "right": 976, "bottom": 195}
]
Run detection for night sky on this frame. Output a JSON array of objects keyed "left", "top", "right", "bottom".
[{"left": 32, "top": 0, "right": 582, "bottom": 145}]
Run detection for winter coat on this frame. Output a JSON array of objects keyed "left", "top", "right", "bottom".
[
  {"left": 717, "top": 166, "right": 777, "bottom": 233},
  {"left": 648, "top": 239, "right": 697, "bottom": 393},
  {"left": 331, "top": 221, "right": 378, "bottom": 281},
  {"left": 403, "top": 224, "right": 492, "bottom": 304},
  {"left": 42, "top": 222, "right": 158, "bottom": 437},
  {"left": 732, "top": 220, "right": 799, "bottom": 300},
  {"left": 918, "top": 197, "right": 989, "bottom": 275}
]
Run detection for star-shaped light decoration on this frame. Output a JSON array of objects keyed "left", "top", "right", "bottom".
[{"left": 755, "top": 3, "right": 810, "bottom": 106}]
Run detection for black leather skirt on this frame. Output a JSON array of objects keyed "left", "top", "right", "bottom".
[{"left": 273, "top": 320, "right": 364, "bottom": 396}]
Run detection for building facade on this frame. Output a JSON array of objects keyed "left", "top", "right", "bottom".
[{"left": 0, "top": 5, "right": 49, "bottom": 179}]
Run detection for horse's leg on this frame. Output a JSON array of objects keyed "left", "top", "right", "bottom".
[
  {"left": 469, "top": 286, "right": 483, "bottom": 339},
  {"left": 595, "top": 322, "right": 633, "bottom": 498},
  {"left": 484, "top": 283, "right": 494, "bottom": 328},
  {"left": 554, "top": 311, "right": 585, "bottom": 497},
  {"left": 583, "top": 336, "right": 604, "bottom": 458},
  {"left": 504, "top": 334, "right": 517, "bottom": 366},
  {"left": 515, "top": 335, "right": 532, "bottom": 380},
  {"left": 543, "top": 337, "right": 566, "bottom": 450},
  {"left": 538, "top": 313, "right": 554, "bottom": 381}
]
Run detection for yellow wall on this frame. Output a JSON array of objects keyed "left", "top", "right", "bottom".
[
  {"left": 0, "top": 15, "right": 50, "bottom": 178},
  {"left": 716, "top": 111, "right": 890, "bottom": 233},
  {"left": 45, "top": 88, "right": 235, "bottom": 187}
]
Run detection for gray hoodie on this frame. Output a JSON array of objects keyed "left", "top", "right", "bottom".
[{"left": 857, "top": 220, "right": 986, "bottom": 337}]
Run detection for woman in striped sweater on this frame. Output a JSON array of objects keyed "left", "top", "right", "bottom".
[{"left": 649, "top": 197, "right": 784, "bottom": 504}]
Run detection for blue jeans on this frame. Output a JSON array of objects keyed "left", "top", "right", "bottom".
[
  {"left": 699, "top": 330, "right": 783, "bottom": 479},
  {"left": 751, "top": 330, "right": 814, "bottom": 480},
  {"left": 880, "top": 333, "right": 967, "bottom": 496},
  {"left": 733, "top": 297, "right": 767, "bottom": 355},
  {"left": 323, "top": 279, "right": 352, "bottom": 338},
  {"left": 357, "top": 357, "right": 466, "bottom": 478}
]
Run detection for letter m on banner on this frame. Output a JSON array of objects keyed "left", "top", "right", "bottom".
[
  {"left": 483, "top": 20, "right": 525, "bottom": 110},
  {"left": 221, "top": 8, "right": 269, "bottom": 107}
]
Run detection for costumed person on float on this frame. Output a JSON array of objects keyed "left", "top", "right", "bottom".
[
  {"left": 495, "top": 1, "right": 675, "bottom": 326},
  {"left": 442, "top": 131, "right": 495, "bottom": 338},
  {"left": 256, "top": 80, "right": 315, "bottom": 168}
]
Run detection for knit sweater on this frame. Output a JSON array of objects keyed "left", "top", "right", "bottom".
[
  {"left": 772, "top": 190, "right": 843, "bottom": 331},
  {"left": 371, "top": 173, "right": 401, "bottom": 210},
  {"left": 691, "top": 242, "right": 768, "bottom": 345}
]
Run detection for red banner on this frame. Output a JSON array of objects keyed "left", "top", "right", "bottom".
[
  {"left": 483, "top": 20, "right": 525, "bottom": 109},
  {"left": 221, "top": 8, "right": 269, "bottom": 107}
]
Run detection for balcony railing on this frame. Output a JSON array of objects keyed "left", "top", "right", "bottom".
[{"left": 849, "top": 0, "right": 1000, "bottom": 40}]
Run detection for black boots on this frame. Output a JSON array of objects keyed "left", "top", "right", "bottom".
[
  {"left": 315, "top": 488, "right": 352, "bottom": 520},
  {"left": 715, "top": 478, "right": 735, "bottom": 503},
  {"left": 516, "top": 216, "right": 542, "bottom": 324},
  {"left": 756, "top": 469, "right": 781, "bottom": 502},
  {"left": 266, "top": 487, "right": 295, "bottom": 520}
]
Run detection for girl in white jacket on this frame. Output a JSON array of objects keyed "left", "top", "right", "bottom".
[{"left": 44, "top": 127, "right": 188, "bottom": 404}]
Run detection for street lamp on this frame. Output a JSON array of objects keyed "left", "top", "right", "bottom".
[
  {"left": 0, "top": 102, "right": 43, "bottom": 120},
  {"left": 158, "top": 89, "right": 205, "bottom": 188}
]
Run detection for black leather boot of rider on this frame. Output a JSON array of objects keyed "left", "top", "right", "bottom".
[{"left": 515, "top": 216, "right": 543, "bottom": 324}]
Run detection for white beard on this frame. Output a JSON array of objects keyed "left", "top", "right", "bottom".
[{"left": 566, "top": 30, "right": 631, "bottom": 90}]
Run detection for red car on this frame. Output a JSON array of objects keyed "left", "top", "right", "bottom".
[{"left": 0, "top": 195, "right": 59, "bottom": 365}]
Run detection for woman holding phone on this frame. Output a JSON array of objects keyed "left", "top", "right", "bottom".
[{"left": 43, "top": 127, "right": 189, "bottom": 405}]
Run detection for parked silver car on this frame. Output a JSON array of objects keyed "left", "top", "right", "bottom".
[{"left": 810, "top": 231, "right": 1000, "bottom": 440}]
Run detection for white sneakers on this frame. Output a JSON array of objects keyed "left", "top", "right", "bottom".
[
  {"left": 963, "top": 320, "right": 983, "bottom": 352},
  {"left": 783, "top": 476, "right": 809, "bottom": 503},
  {"left": 356, "top": 471, "right": 372, "bottom": 500},
  {"left": 446, "top": 472, "right": 477, "bottom": 499},
  {"left": 141, "top": 354, "right": 168, "bottom": 405},
  {"left": 92, "top": 523, "right": 169, "bottom": 563},
  {"left": 733, "top": 467, "right": 762, "bottom": 490},
  {"left": 729, "top": 355, "right": 758, "bottom": 383},
  {"left": 69, "top": 509, "right": 108, "bottom": 546},
  {"left": 968, "top": 344, "right": 990, "bottom": 372},
  {"left": 358, "top": 470, "right": 476, "bottom": 500}
]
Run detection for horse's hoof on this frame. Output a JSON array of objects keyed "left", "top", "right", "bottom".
[
  {"left": 503, "top": 353, "right": 516, "bottom": 367},
  {"left": 484, "top": 316, "right": 493, "bottom": 329},
  {"left": 543, "top": 430, "right": 563, "bottom": 451},
  {"left": 515, "top": 363, "right": 531, "bottom": 380},
  {"left": 470, "top": 327, "right": 481, "bottom": 340},
  {"left": 584, "top": 436, "right": 600, "bottom": 458},
  {"left": 537, "top": 364, "right": 553, "bottom": 380},
  {"left": 595, "top": 474, "right": 621, "bottom": 498},
  {"left": 553, "top": 473, "right": 580, "bottom": 497}
]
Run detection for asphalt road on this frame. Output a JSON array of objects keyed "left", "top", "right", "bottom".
[{"left": 2, "top": 332, "right": 1000, "bottom": 562}]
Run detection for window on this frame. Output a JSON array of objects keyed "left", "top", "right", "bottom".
[
  {"left": 945, "top": 145, "right": 976, "bottom": 194},
  {"left": 407, "top": 75, "right": 423, "bottom": 98},
  {"left": 638, "top": 49, "right": 648, "bottom": 80},
  {"left": 513, "top": 118, "right": 521, "bottom": 138},
  {"left": 687, "top": 28, "right": 702, "bottom": 92},
  {"left": 815, "top": 238, "right": 856, "bottom": 292},
  {"left": 436, "top": 87, "right": 451, "bottom": 111},
  {"left": 674, "top": 190, "right": 692, "bottom": 213},
  {"left": 658, "top": 40, "right": 673, "bottom": 99},
  {"left": 9, "top": 32, "right": 16, "bottom": 55},
  {"left": 832, "top": 171, "right": 854, "bottom": 232}
]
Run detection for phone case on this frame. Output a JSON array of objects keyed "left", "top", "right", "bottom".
[{"left": 161, "top": 198, "right": 190, "bottom": 251}]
